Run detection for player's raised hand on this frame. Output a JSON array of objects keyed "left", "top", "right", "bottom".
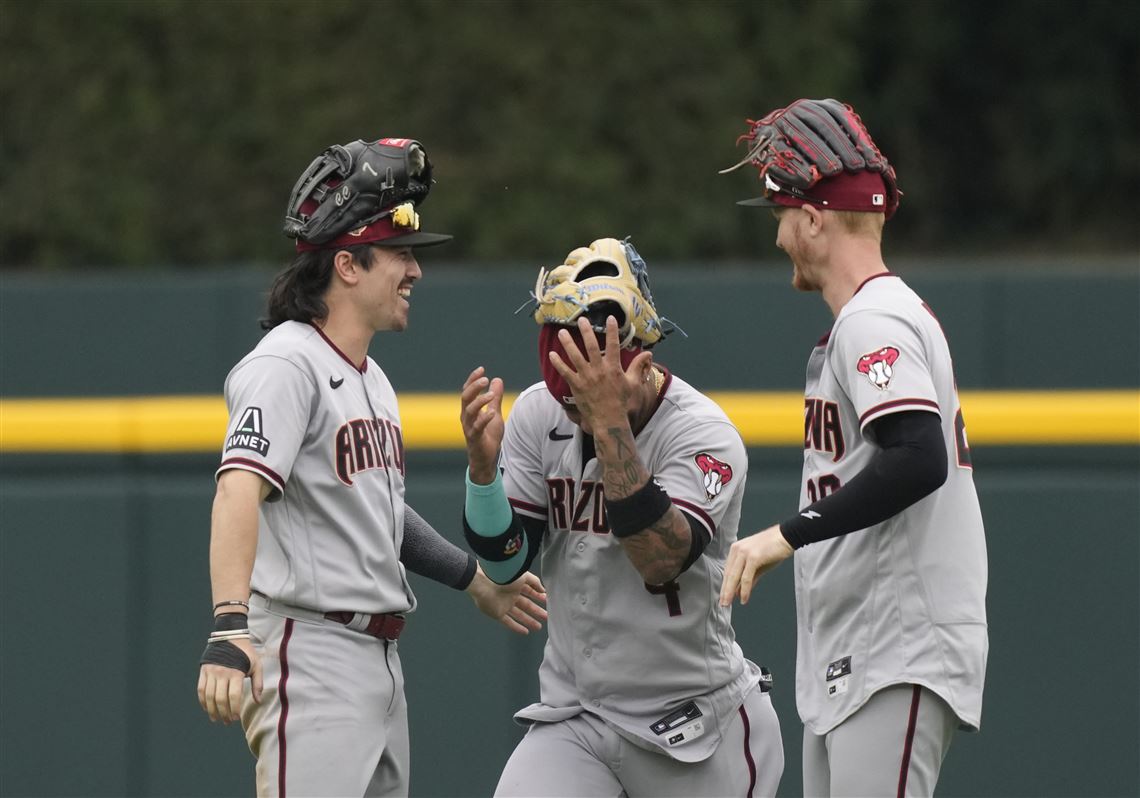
[
  {"left": 466, "top": 566, "right": 548, "bottom": 634},
  {"left": 461, "top": 366, "right": 505, "bottom": 483},
  {"left": 197, "top": 638, "right": 262, "bottom": 725},
  {"left": 547, "top": 317, "right": 652, "bottom": 428},
  {"left": 719, "top": 524, "right": 795, "bottom": 606}
]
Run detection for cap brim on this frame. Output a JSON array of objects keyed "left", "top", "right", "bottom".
[
  {"left": 375, "top": 231, "right": 454, "bottom": 248},
  {"left": 736, "top": 196, "right": 781, "bottom": 207}
]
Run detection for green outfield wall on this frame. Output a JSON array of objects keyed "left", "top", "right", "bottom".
[{"left": 1, "top": 264, "right": 1137, "bottom": 797}]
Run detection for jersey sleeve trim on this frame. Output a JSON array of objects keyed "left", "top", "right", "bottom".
[
  {"left": 671, "top": 497, "right": 716, "bottom": 537},
  {"left": 217, "top": 457, "right": 285, "bottom": 495},
  {"left": 858, "top": 398, "right": 940, "bottom": 428},
  {"left": 508, "top": 497, "right": 546, "bottom": 519}
]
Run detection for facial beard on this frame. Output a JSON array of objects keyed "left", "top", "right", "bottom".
[
  {"left": 791, "top": 259, "right": 820, "bottom": 292},
  {"left": 787, "top": 224, "right": 821, "bottom": 292}
]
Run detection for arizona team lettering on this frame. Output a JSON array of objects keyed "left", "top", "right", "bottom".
[
  {"left": 804, "top": 397, "right": 845, "bottom": 462},
  {"left": 545, "top": 478, "right": 609, "bottom": 533},
  {"left": 335, "top": 417, "right": 405, "bottom": 485}
]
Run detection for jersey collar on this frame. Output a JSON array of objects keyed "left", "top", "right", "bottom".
[
  {"left": 852, "top": 271, "right": 896, "bottom": 297},
  {"left": 310, "top": 322, "right": 368, "bottom": 373}
]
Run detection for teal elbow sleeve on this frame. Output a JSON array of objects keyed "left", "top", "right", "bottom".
[{"left": 464, "top": 468, "right": 514, "bottom": 536}]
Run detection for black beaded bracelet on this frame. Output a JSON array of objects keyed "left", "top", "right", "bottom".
[{"left": 213, "top": 599, "right": 250, "bottom": 612}]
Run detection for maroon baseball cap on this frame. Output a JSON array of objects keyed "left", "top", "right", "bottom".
[
  {"left": 538, "top": 324, "right": 642, "bottom": 406},
  {"left": 738, "top": 170, "right": 891, "bottom": 216},
  {"left": 294, "top": 190, "right": 452, "bottom": 253}
]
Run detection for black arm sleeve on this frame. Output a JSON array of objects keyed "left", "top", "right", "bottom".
[
  {"left": 400, "top": 505, "right": 479, "bottom": 590},
  {"left": 779, "top": 410, "right": 948, "bottom": 549},
  {"left": 462, "top": 510, "right": 546, "bottom": 585},
  {"left": 676, "top": 512, "right": 713, "bottom": 575}
]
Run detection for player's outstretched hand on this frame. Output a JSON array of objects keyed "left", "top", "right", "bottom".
[
  {"left": 719, "top": 524, "right": 794, "bottom": 607},
  {"left": 197, "top": 639, "right": 263, "bottom": 725},
  {"left": 467, "top": 565, "right": 548, "bottom": 634},
  {"left": 461, "top": 366, "right": 505, "bottom": 484}
]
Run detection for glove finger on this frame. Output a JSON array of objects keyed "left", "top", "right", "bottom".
[
  {"left": 785, "top": 101, "right": 867, "bottom": 174},
  {"left": 745, "top": 126, "right": 819, "bottom": 188},
  {"left": 774, "top": 114, "right": 848, "bottom": 179},
  {"left": 815, "top": 99, "right": 886, "bottom": 171},
  {"left": 764, "top": 152, "right": 818, "bottom": 189}
]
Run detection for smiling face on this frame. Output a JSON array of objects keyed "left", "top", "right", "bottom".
[{"left": 358, "top": 245, "right": 422, "bottom": 332}]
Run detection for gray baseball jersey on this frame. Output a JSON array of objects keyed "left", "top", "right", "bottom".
[
  {"left": 794, "top": 274, "right": 988, "bottom": 734},
  {"left": 501, "top": 371, "right": 766, "bottom": 763},
  {"left": 216, "top": 320, "right": 416, "bottom": 615}
]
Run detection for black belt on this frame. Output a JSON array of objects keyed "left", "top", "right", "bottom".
[{"left": 324, "top": 610, "right": 406, "bottom": 641}]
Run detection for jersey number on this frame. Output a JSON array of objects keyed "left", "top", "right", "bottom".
[
  {"left": 805, "top": 474, "right": 841, "bottom": 503},
  {"left": 645, "top": 581, "right": 682, "bottom": 617}
]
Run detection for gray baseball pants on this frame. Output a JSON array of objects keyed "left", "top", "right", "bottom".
[
  {"left": 495, "top": 688, "right": 783, "bottom": 797},
  {"left": 242, "top": 599, "right": 409, "bottom": 797},
  {"left": 802, "top": 683, "right": 957, "bottom": 797}
]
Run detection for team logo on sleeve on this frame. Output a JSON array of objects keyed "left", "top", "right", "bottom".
[
  {"left": 225, "top": 407, "right": 270, "bottom": 456},
  {"left": 694, "top": 453, "right": 733, "bottom": 501},
  {"left": 502, "top": 532, "right": 523, "bottom": 557},
  {"left": 856, "top": 346, "right": 900, "bottom": 390}
]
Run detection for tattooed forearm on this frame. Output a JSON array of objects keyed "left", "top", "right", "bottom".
[
  {"left": 597, "top": 426, "right": 649, "bottom": 500},
  {"left": 618, "top": 506, "right": 692, "bottom": 585},
  {"left": 595, "top": 425, "right": 691, "bottom": 583}
]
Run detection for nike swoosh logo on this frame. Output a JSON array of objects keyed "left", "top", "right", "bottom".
[
  {"left": 330, "top": 376, "right": 344, "bottom": 389},
  {"left": 548, "top": 428, "right": 574, "bottom": 441}
]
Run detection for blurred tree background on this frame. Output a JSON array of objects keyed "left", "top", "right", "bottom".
[{"left": 1, "top": 0, "right": 1137, "bottom": 270}]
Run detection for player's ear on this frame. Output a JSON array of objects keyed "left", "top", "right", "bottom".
[
  {"left": 332, "top": 249, "right": 360, "bottom": 285},
  {"left": 802, "top": 204, "right": 825, "bottom": 236},
  {"left": 634, "top": 351, "right": 654, "bottom": 383}
]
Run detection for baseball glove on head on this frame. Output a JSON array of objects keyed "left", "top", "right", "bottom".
[
  {"left": 721, "top": 98, "right": 901, "bottom": 219},
  {"left": 532, "top": 237, "right": 670, "bottom": 348},
  {"left": 283, "top": 137, "right": 437, "bottom": 246}
]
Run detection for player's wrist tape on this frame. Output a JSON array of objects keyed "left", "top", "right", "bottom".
[
  {"left": 200, "top": 639, "right": 252, "bottom": 674},
  {"left": 464, "top": 467, "right": 513, "bottom": 536},
  {"left": 200, "top": 612, "right": 252, "bottom": 673},
  {"left": 605, "top": 477, "right": 672, "bottom": 539},
  {"left": 201, "top": 611, "right": 253, "bottom": 674},
  {"left": 213, "top": 612, "right": 249, "bottom": 632}
]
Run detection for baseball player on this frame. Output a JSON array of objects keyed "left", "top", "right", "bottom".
[
  {"left": 195, "top": 137, "right": 547, "bottom": 797},
  {"left": 459, "top": 238, "right": 784, "bottom": 797},
  {"left": 718, "top": 100, "right": 989, "bottom": 796}
]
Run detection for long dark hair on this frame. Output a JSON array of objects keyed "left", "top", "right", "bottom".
[{"left": 260, "top": 243, "right": 374, "bottom": 330}]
